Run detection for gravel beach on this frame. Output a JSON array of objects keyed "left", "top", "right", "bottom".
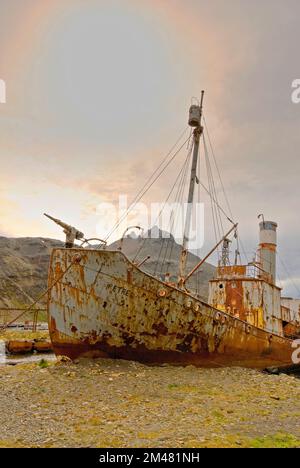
[{"left": 1, "top": 354, "right": 300, "bottom": 448}]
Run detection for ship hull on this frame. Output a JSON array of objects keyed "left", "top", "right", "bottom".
[{"left": 47, "top": 248, "right": 295, "bottom": 369}]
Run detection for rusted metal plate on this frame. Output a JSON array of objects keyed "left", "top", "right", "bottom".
[
  {"left": 47, "top": 248, "right": 295, "bottom": 369},
  {"left": 216, "top": 265, "right": 246, "bottom": 278},
  {"left": 209, "top": 275, "right": 283, "bottom": 335},
  {"left": 281, "top": 305, "right": 291, "bottom": 323}
]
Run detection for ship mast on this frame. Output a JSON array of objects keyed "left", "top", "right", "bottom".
[{"left": 179, "top": 91, "right": 204, "bottom": 286}]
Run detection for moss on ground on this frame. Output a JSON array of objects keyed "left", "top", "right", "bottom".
[
  {"left": 0, "top": 332, "right": 299, "bottom": 448},
  {"left": 249, "top": 433, "right": 300, "bottom": 448},
  {"left": 0, "top": 329, "right": 49, "bottom": 342}
]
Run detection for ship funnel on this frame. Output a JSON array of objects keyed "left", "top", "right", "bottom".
[{"left": 257, "top": 220, "right": 277, "bottom": 284}]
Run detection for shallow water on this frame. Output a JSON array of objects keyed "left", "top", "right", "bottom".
[{"left": 0, "top": 340, "right": 56, "bottom": 366}]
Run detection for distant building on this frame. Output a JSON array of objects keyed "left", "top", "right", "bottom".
[{"left": 281, "top": 297, "right": 300, "bottom": 324}]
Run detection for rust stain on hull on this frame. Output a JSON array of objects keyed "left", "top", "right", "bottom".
[
  {"left": 47, "top": 249, "right": 295, "bottom": 369},
  {"left": 50, "top": 336, "right": 293, "bottom": 369}
]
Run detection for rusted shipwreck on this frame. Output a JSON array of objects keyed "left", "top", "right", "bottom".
[{"left": 47, "top": 93, "right": 299, "bottom": 368}]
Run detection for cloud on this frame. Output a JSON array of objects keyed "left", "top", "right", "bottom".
[{"left": 1, "top": 1, "right": 300, "bottom": 296}]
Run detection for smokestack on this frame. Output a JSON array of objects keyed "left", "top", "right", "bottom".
[{"left": 257, "top": 221, "right": 277, "bottom": 284}]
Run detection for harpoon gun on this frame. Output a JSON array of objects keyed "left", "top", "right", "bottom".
[{"left": 44, "top": 213, "right": 84, "bottom": 249}]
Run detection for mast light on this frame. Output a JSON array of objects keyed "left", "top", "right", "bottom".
[{"left": 188, "top": 105, "right": 201, "bottom": 127}]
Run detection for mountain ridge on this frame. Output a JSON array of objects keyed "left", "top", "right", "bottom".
[{"left": 0, "top": 233, "right": 216, "bottom": 308}]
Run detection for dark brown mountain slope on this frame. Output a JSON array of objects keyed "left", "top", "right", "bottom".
[
  {"left": 0, "top": 237, "right": 63, "bottom": 308},
  {"left": 0, "top": 232, "right": 215, "bottom": 308},
  {"left": 109, "top": 230, "right": 216, "bottom": 299}
]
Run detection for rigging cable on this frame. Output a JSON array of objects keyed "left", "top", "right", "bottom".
[
  {"left": 203, "top": 116, "right": 233, "bottom": 220},
  {"left": 203, "top": 115, "right": 249, "bottom": 264},
  {"left": 203, "top": 135, "right": 224, "bottom": 259},
  {"left": 151, "top": 145, "right": 193, "bottom": 275},
  {"left": 161, "top": 142, "right": 193, "bottom": 275},
  {"left": 197, "top": 180, "right": 234, "bottom": 225},
  {"left": 104, "top": 127, "right": 190, "bottom": 243},
  {"left": 132, "top": 143, "right": 192, "bottom": 270}
]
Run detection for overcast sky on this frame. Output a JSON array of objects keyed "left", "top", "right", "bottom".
[{"left": 0, "top": 0, "right": 300, "bottom": 296}]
